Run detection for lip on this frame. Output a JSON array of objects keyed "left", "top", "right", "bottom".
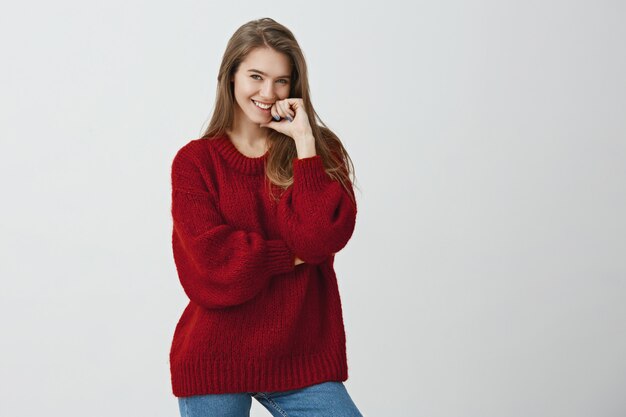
[
  {"left": 251, "top": 99, "right": 272, "bottom": 112},
  {"left": 252, "top": 99, "right": 274, "bottom": 105}
]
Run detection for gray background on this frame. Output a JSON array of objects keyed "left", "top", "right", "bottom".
[{"left": 1, "top": 1, "right": 625, "bottom": 416}]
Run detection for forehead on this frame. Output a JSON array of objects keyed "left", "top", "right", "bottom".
[{"left": 241, "top": 47, "right": 291, "bottom": 76}]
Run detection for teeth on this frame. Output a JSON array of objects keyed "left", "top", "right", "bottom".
[{"left": 253, "top": 100, "right": 271, "bottom": 109}]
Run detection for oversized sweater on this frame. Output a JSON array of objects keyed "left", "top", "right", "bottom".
[{"left": 168, "top": 134, "right": 358, "bottom": 396}]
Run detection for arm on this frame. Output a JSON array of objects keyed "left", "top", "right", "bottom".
[
  {"left": 277, "top": 152, "right": 357, "bottom": 265},
  {"left": 171, "top": 146, "right": 296, "bottom": 309}
]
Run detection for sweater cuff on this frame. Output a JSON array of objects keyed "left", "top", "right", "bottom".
[
  {"left": 292, "top": 155, "right": 332, "bottom": 191},
  {"left": 265, "top": 240, "right": 296, "bottom": 275}
]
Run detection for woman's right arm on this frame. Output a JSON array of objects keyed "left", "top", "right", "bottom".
[{"left": 171, "top": 146, "right": 297, "bottom": 309}]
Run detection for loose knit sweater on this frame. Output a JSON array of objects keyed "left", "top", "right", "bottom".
[{"left": 168, "top": 134, "right": 357, "bottom": 396}]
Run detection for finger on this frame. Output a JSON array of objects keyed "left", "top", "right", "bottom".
[
  {"left": 275, "top": 101, "right": 288, "bottom": 120},
  {"left": 283, "top": 99, "right": 298, "bottom": 120},
  {"left": 270, "top": 103, "right": 281, "bottom": 121},
  {"left": 281, "top": 100, "right": 295, "bottom": 120},
  {"left": 277, "top": 101, "right": 294, "bottom": 122},
  {"left": 274, "top": 100, "right": 287, "bottom": 119}
]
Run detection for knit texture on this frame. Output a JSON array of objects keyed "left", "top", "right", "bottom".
[{"left": 169, "top": 134, "right": 357, "bottom": 396}]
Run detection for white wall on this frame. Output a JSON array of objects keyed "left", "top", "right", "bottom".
[{"left": 1, "top": 1, "right": 625, "bottom": 416}]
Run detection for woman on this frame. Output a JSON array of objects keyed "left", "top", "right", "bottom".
[{"left": 169, "top": 17, "right": 362, "bottom": 417}]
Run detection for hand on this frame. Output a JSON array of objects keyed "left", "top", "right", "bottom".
[
  {"left": 294, "top": 253, "right": 336, "bottom": 266},
  {"left": 260, "top": 98, "right": 312, "bottom": 140}
]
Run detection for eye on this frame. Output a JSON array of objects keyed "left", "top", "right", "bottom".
[{"left": 250, "top": 74, "right": 289, "bottom": 84}]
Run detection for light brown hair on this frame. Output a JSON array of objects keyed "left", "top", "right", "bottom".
[{"left": 200, "top": 17, "right": 358, "bottom": 204}]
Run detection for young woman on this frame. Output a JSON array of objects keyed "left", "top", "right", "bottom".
[{"left": 169, "top": 17, "right": 362, "bottom": 417}]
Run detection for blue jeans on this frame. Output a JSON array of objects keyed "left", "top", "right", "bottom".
[{"left": 177, "top": 381, "right": 363, "bottom": 417}]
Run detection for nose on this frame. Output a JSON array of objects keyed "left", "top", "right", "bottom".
[{"left": 260, "top": 80, "right": 277, "bottom": 101}]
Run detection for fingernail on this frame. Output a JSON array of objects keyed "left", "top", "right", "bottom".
[
  {"left": 286, "top": 115, "right": 293, "bottom": 122},
  {"left": 273, "top": 115, "right": 280, "bottom": 121}
]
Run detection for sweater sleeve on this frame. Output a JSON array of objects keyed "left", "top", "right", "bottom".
[
  {"left": 171, "top": 146, "right": 296, "bottom": 309},
  {"left": 277, "top": 154, "right": 357, "bottom": 265}
]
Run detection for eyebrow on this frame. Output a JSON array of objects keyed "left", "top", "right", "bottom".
[{"left": 247, "top": 69, "right": 291, "bottom": 79}]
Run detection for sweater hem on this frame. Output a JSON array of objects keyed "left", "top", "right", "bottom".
[{"left": 170, "top": 349, "right": 348, "bottom": 397}]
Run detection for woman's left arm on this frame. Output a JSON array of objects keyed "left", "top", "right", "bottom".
[
  {"left": 277, "top": 153, "right": 357, "bottom": 265},
  {"left": 262, "top": 98, "right": 357, "bottom": 264}
]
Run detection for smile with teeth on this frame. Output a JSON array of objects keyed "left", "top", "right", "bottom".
[{"left": 252, "top": 100, "right": 273, "bottom": 111}]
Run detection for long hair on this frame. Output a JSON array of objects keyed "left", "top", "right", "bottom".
[{"left": 200, "top": 17, "right": 358, "bottom": 204}]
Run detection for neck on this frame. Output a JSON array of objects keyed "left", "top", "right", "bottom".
[{"left": 228, "top": 108, "right": 270, "bottom": 148}]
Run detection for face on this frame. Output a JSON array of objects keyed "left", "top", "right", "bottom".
[{"left": 230, "top": 47, "right": 292, "bottom": 126}]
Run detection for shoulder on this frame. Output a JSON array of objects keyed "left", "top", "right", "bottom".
[
  {"left": 171, "top": 137, "right": 223, "bottom": 193},
  {"left": 173, "top": 138, "right": 205, "bottom": 161},
  {"left": 172, "top": 136, "right": 223, "bottom": 166}
]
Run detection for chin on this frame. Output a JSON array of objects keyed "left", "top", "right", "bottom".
[
  {"left": 252, "top": 114, "right": 270, "bottom": 124},
  {"left": 250, "top": 112, "right": 272, "bottom": 124}
]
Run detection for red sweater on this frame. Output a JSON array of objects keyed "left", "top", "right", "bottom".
[{"left": 168, "top": 134, "right": 358, "bottom": 396}]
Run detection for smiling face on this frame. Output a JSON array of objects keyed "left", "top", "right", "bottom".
[{"left": 230, "top": 47, "right": 292, "bottom": 126}]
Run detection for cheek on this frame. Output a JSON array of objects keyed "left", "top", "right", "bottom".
[
  {"left": 234, "top": 81, "right": 254, "bottom": 97},
  {"left": 279, "top": 85, "right": 291, "bottom": 98}
]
